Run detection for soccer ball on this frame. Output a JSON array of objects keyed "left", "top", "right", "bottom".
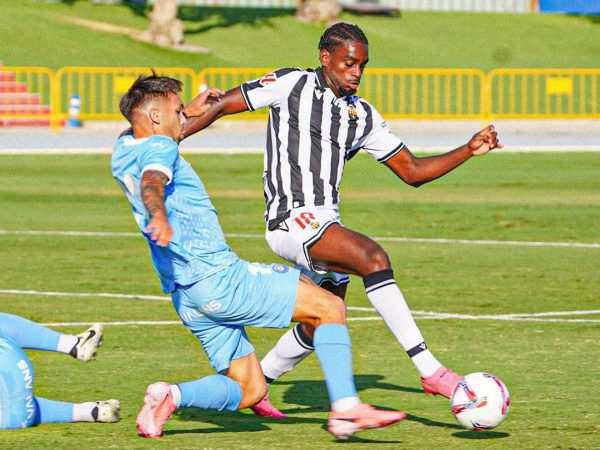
[{"left": 450, "top": 372, "right": 510, "bottom": 431}]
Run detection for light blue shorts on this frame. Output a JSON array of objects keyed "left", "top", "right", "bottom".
[
  {"left": 172, "top": 259, "right": 300, "bottom": 373},
  {"left": 0, "top": 334, "right": 36, "bottom": 429}
]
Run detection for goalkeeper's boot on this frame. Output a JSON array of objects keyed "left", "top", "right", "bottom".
[
  {"left": 327, "top": 403, "right": 406, "bottom": 439},
  {"left": 421, "top": 366, "right": 464, "bottom": 399},
  {"left": 92, "top": 399, "right": 120, "bottom": 422},
  {"left": 136, "top": 382, "right": 177, "bottom": 438},
  {"left": 70, "top": 323, "right": 104, "bottom": 362},
  {"left": 250, "top": 392, "right": 287, "bottom": 418}
]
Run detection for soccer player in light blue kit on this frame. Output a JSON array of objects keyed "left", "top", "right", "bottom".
[
  {"left": 0, "top": 313, "right": 119, "bottom": 429},
  {"left": 111, "top": 72, "right": 406, "bottom": 439}
]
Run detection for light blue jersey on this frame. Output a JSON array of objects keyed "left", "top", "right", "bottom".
[{"left": 111, "top": 133, "right": 239, "bottom": 293}]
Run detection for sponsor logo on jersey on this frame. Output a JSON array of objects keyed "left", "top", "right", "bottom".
[
  {"left": 259, "top": 72, "right": 277, "bottom": 86},
  {"left": 17, "top": 359, "right": 33, "bottom": 390},
  {"left": 182, "top": 300, "right": 222, "bottom": 323},
  {"left": 311, "top": 221, "right": 320, "bottom": 230}
]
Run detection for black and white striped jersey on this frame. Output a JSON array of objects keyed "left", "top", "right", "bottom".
[{"left": 241, "top": 67, "right": 405, "bottom": 230}]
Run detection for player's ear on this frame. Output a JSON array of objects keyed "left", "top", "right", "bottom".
[
  {"left": 319, "top": 49, "right": 330, "bottom": 66},
  {"left": 149, "top": 108, "right": 160, "bottom": 125}
]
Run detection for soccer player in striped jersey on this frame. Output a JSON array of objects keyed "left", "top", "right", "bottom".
[
  {"left": 112, "top": 72, "right": 406, "bottom": 439},
  {"left": 182, "top": 22, "right": 502, "bottom": 417},
  {"left": 0, "top": 313, "right": 119, "bottom": 429}
]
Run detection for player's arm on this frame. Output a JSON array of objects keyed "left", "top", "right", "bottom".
[
  {"left": 141, "top": 170, "right": 172, "bottom": 247},
  {"left": 385, "top": 125, "right": 502, "bottom": 187},
  {"left": 181, "top": 87, "right": 249, "bottom": 140}
]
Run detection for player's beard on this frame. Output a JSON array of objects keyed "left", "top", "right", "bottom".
[{"left": 338, "top": 86, "right": 357, "bottom": 97}]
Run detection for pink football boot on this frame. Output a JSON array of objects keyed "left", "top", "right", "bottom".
[{"left": 421, "top": 366, "right": 464, "bottom": 398}]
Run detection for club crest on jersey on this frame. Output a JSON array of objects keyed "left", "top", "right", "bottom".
[
  {"left": 259, "top": 72, "right": 277, "bottom": 86},
  {"left": 271, "top": 263, "right": 289, "bottom": 273},
  {"left": 348, "top": 104, "right": 358, "bottom": 119}
]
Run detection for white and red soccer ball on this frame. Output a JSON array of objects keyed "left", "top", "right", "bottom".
[{"left": 450, "top": 372, "right": 510, "bottom": 431}]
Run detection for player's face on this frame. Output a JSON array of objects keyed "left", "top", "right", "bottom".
[
  {"left": 320, "top": 41, "right": 369, "bottom": 97},
  {"left": 159, "top": 92, "right": 187, "bottom": 142}
]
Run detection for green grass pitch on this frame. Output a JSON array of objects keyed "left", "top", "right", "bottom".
[{"left": 0, "top": 151, "right": 598, "bottom": 449}]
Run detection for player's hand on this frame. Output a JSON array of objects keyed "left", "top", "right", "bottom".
[
  {"left": 185, "top": 87, "right": 225, "bottom": 117},
  {"left": 145, "top": 213, "right": 173, "bottom": 247},
  {"left": 468, "top": 125, "right": 503, "bottom": 156}
]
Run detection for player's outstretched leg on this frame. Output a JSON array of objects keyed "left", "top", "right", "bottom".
[
  {"left": 33, "top": 397, "right": 120, "bottom": 424},
  {"left": 313, "top": 323, "right": 406, "bottom": 439},
  {"left": 294, "top": 278, "right": 406, "bottom": 438},
  {"left": 70, "top": 323, "right": 104, "bottom": 362},
  {"left": 363, "top": 269, "right": 464, "bottom": 398}
]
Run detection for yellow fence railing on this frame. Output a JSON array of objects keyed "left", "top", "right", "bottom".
[
  {"left": 488, "top": 68, "right": 600, "bottom": 118},
  {"left": 55, "top": 67, "right": 198, "bottom": 120},
  {"left": 360, "top": 68, "right": 486, "bottom": 119},
  {"left": 0, "top": 66, "right": 598, "bottom": 124},
  {"left": 200, "top": 67, "right": 274, "bottom": 119}
]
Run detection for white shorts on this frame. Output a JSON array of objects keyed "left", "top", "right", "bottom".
[{"left": 265, "top": 206, "right": 350, "bottom": 287}]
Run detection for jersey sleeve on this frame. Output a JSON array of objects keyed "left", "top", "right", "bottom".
[
  {"left": 360, "top": 104, "right": 405, "bottom": 163},
  {"left": 138, "top": 136, "right": 179, "bottom": 184},
  {"left": 240, "top": 68, "right": 301, "bottom": 112}
]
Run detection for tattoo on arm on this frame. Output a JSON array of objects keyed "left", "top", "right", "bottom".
[{"left": 141, "top": 170, "right": 169, "bottom": 217}]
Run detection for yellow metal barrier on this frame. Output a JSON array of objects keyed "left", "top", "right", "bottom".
[
  {"left": 199, "top": 67, "right": 487, "bottom": 120},
  {"left": 55, "top": 67, "right": 199, "bottom": 120},
  {"left": 360, "top": 68, "right": 486, "bottom": 119},
  {"left": 2, "top": 66, "right": 599, "bottom": 124},
  {"left": 0, "top": 66, "right": 55, "bottom": 125},
  {"left": 488, "top": 68, "right": 600, "bottom": 118},
  {"left": 199, "top": 67, "right": 273, "bottom": 119}
]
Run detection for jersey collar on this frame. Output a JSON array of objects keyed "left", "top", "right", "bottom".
[{"left": 315, "top": 67, "right": 330, "bottom": 92}]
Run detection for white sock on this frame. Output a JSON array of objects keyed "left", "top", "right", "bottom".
[
  {"left": 170, "top": 384, "right": 182, "bottom": 408},
  {"left": 331, "top": 396, "right": 362, "bottom": 413},
  {"left": 260, "top": 324, "right": 314, "bottom": 381},
  {"left": 364, "top": 270, "right": 442, "bottom": 378},
  {"left": 57, "top": 335, "right": 78, "bottom": 354},
  {"left": 72, "top": 402, "right": 97, "bottom": 422}
]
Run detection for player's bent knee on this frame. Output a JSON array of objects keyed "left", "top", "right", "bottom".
[
  {"left": 319, "top": 294, "right": 346, "bottom": 324},
  {"left": 364, "top": 247, "right": 391, "bottom": 273}
]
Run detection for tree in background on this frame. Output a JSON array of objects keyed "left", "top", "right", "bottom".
[
  {"left": 295, "top": 0, "right": 341, "bottom": 23},
  {"left": 138, "top": 0, "right": 184, "bottom": 48}
]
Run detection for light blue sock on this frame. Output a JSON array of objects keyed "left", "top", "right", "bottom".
[
  {"left": 178, "top": 375, "right": 242, "bottom": 412},
  {"left": 313, "top": 323, "right": 358, "bottom": 403},
  {"left": 33, "top": 397, "right": 74, "bottom": 424},
  {"left": 0, "top": 313, "right": 60, "bottom": 351}
]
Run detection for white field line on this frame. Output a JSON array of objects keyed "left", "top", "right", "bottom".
[
  {"left": 1, "top": 229, "right": 598, "bottom": 249},
  {"left": 1, "top": 289, "right": 598, "bottom": 325}
]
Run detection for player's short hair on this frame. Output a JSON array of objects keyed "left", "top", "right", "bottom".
[
  {"left": 119, "top": 69, "right": 182, "bottom": 123},
  {"left": 318, "top": 22, "right": 369, "bottom": 52}
]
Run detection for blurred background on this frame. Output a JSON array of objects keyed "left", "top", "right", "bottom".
[{"left": 0, "top": 0, "right": 598, "bottom": 151}]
